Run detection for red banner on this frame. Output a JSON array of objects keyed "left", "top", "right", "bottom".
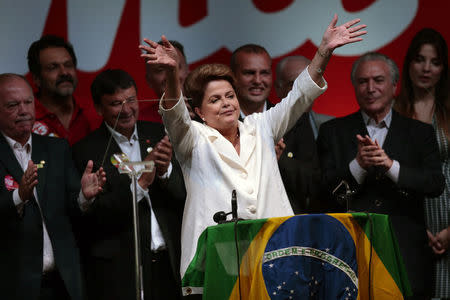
[{"left": 1, "top": 0, "right": 447, "bottom": 127}]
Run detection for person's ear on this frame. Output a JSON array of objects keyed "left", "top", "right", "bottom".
[
  {"left": 94, "top": 103, "right": 103, "bottom": 116},
  {"left": 194, "top": 107, "right": 205, "bottom": 121}
]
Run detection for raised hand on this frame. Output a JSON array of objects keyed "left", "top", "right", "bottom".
[
  {"left": 321, "top": 14, "right": 367, "bottom": 53},
  {"left": 81, "top": 160, "right": 106, "bottom": 199},
  {"left": 139, "top": 35, "right": 179, "bottom": 70},
  {"left": 18, "top": 160, "right": 38, "bottom": 201}
]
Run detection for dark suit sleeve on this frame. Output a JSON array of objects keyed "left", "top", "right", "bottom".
[
  {"left": 397, "top": 123, "right": 444, "bottom": 197},
  {"left": 317, "top": 121, "right": 359, "bottom": 196},
  {"left": 0, "top": 178, "right": 20, "bottom": 224},
  {"left": 72, "top": 143, "right": 135, "bottom": 231},
  {"left": 60, "top": 140, "right": 85, "bottom": 219}
]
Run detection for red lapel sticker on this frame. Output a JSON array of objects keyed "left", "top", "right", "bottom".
[
  {"left": 32, "top": 121, "right": 49, "bottom": 135},
  {"left": 4, "top": 175, "right": 19, "bottom": 191}
]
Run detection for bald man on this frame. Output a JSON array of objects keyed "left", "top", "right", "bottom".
[{"left": 275, "top": 56, "right": 333, "bottom": 213}]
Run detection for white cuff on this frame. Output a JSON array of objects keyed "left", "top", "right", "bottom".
[
  {"left": 349, "top": 159, "right": 367, "bottom": 184},
  {"left": 78, "top": 190, "right": 95, "bottom": 212},
  {"left": 158, "top": 162, "right": 173, "bottom": 179},
  {"left": 385, "top": 160, "right": 400, "bottom": 183},
  {"left": 134, "top": 179, "right": 149, "bottom": 202}
]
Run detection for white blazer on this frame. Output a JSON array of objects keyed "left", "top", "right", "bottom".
[{"left": 160, "top": 68, "right": 327, "bottom": 277}]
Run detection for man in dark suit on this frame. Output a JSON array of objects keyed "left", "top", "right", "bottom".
[
  {"left": 317, "top": 52, "right": 444, "bottom": 298},
  {"left": 72, "top": 69, "right": 185, "bottom": 300},
  {"left": 0, "top": 73, "right": 105, "bottom": 300},
  {"left": 275, "top": 55, "right": 333, "bottom": 213}
]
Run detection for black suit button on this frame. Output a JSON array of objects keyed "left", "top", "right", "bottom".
[{"left": 374, "top": 199, "right": 382, "bottom": 207}]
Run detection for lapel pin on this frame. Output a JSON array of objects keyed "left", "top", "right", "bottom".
[
  {"left": 36, "top": 160, "right": 46, "bottom": 169},
  {"left": 287, "top": 152, "right": 293, "bottom": 158}
]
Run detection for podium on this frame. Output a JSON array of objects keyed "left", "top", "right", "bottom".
[{"left": 182, "top": 213, "right": 412, "bottom": 299}]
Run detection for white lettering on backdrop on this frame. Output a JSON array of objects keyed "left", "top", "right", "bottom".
[{"left": 0, "top": 0, "right": 418, "bottom": 73}]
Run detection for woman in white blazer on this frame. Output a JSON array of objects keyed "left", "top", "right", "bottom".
[{"left": 140, "top": 14, "right": 366, "bottom": 280}]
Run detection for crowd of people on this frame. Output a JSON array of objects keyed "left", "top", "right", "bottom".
[{"left": 0, "top": 14, "right": 448, "bottom": 300}]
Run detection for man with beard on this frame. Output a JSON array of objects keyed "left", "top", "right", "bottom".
[{"left": 27, "top": 35, "right": 91, "bottom": 145}]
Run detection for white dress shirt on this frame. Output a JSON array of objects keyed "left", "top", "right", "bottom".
[
  {"left": 240, "top": 101, "right": 267, "bottom": 120},
  {"left": 105, "top": 123, "right": 167, "bottom": 251},
  {"left": 349, "top": 109, "right": 400, "bottom": 184},
  {"left": 160, "top": 68, "right": 327, "bottom": 277},
  {"left": 4, "top": 134, "right": 56, "bottom": 273}
]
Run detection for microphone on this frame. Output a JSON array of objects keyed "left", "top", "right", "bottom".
[
  {"left": 213, "top": 190, "right": 240, "bottom": 224},
  {"left": 231, "top": 190, "right": 237, "bottom": 220},
  {"left": 213, "top": 211, "right": 232, "bottom": 224}
]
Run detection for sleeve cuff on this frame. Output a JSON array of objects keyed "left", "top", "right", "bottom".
[
  {"left": 158, "top": 162, "right": 173, "bottom": 179},
  {"left": 78, "top": 190, "right": 95, "bottom": 213},
  {"left": 158, "top": 91, "right": 184, "bottom": 113},
  {"left": 13, "top": 189, "right": 26, "bottom": 215},
  {"left": 134, "top": 179, "right": 148, "bottom": 202},
  {"left": 349, "top": 159, "right": 367, "bottom": 184},
  {"left": 385, "top": 160, "right": 400, "bottom": 183}
]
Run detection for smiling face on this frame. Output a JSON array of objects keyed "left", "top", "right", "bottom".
[
  {"left": 35, "top": 47, "right": 78, "bottom": 98},
  {"left": 194, "top": 80, "right": 240, "bottom": 134},
  {"left": 0, "top": 76, "right": 35, "bottom": 145},
  {"left": 409, "top": 43, "right": 444, "bottom": 93},
  {"left": 96, "top": 86, "right": 138, "bottom": 139},
  {"left": 233, "top": 51, "right": 272, "bottom": 111},
  {"left": 353, "top": 60, "right": 397, "bottom": 120}
]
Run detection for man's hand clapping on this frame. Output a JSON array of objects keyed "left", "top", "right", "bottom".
[
  {"left": 18, "top": 160, "right": 38, "bottom": 202},
  {"left": 356, "top": 134, "right": 393, "bottom": 172}
]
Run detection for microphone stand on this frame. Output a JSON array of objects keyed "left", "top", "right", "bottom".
[
  {"left": 332, "top": 180, "right": 355, "bottom": 212},
  {"left": 114, "top": 154, "right": 155, "bottom": 300}
]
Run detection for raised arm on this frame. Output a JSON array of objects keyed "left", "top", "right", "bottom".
[
  {"left": 139, "top": 36, "right": 180, "bottom": 108},
  {"left": 309, "top": 14, "right": 367, "bottom": 86}
]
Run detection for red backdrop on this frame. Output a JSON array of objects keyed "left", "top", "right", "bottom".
[{"left": 15, "top": 0, "right": 450, "bottom": 129}]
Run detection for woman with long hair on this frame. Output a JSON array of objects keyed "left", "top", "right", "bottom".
[{"left": 395, "top": 28, "right": 450, "bottom": 298}]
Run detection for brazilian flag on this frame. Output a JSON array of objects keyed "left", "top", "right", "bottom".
[{"left": 182, "top": 213, "right": 411, "bottom": 299}]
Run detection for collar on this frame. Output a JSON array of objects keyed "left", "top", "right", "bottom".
[
  {"left": 34, "top": 97, "right": 82, "bottom": 119},
  {"left": 202, "top": 120, "right": 256, "bottom": 142},
  {"left": 240, "top": 101, "right": 268, "bottom": 119},
  {"left": 361, "top": 108, "right": 392, "bottom": 129},
  {"left": 104, "top": 122, "right": 139, "bottom": 143},
  {"left": 2, "top": 132, "right": 32, "bottom": 151}
]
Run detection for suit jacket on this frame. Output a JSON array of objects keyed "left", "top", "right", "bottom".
[
  {"left": 317, "top": 110, "right": 445, "bottom": 296},
  {"left": 161, "top": 69, "right": 327, "bottom": 279},
  {"left": 0, "top": 134, "right": 84, "bottom": 300},
  {"left": 71, "top": 121, "right": 185, "bottom": 300},
  {"left": 278, "top": 111, "right": 333, "bottom": 213}
]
